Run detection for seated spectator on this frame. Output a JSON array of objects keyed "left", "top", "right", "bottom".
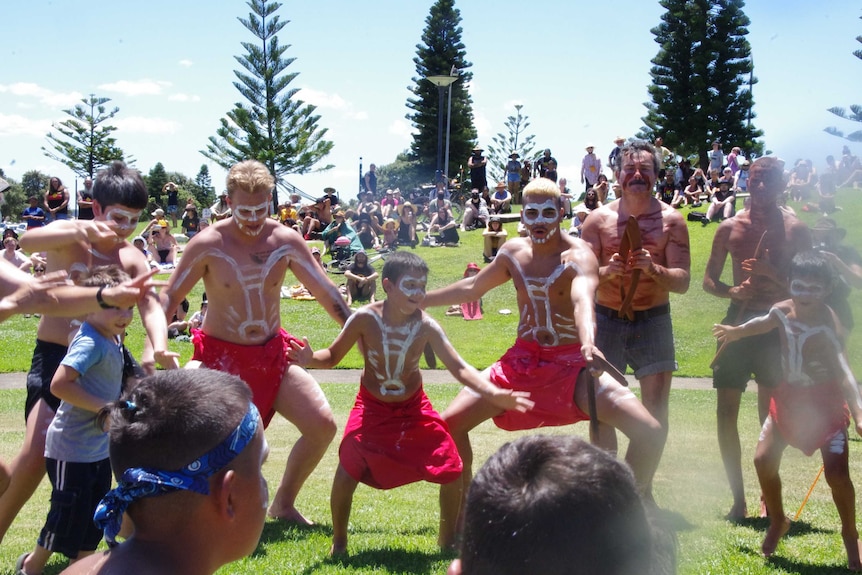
[
  {"left": 188, "top": 295, "right": 207, "bottom": 332},
  {"left": 397, "top": 202, "right": 418, "bottom": 248},
  {"left": 132, "top": 235, "right": 157, "bottom": 270},
  {"left": 145, "top": 208, "right": 171, "bottom": 235},
  {"left": 321, "top": 210, "right": 363, "bottom": 255},
  {"left": 787, "top": 158, "right": 815, "bottom": 202},
  {"left": 311, "top": 246, "right": 326, "bottom": 271},
  {"left": 462, "top": 189, "right": 490, "bottom": 231},
  {"left": 381, "top": 188, "right": 401, "bottom": 220},
  {"left": 210, "top": 191, "right": 231, "bottom": 222},
  {"left": 490, "top": 181, "right": 512, "bottom": 215},
  {"left": 558, "top": 178, "right": 574, "bottom": 218},
  {"left": 592, "top": 173, "right": 611, "bottom": 204},
  {"left": 167, "top": 297, "right": 191, "bottom": 339},
  {"left": 62, "top": 370, "right": 268, "bottom": 575},
  {"left": 2, "top": 230, "right": 30, "bottom": 271},
  {"left": 343, "top": 250, "right": 378, "bottom": 307},
  {"left": 704, "top": 180, "right": 736, "bottom": 225},
  {"left": 569, "top": 189, "right": 601, "bottom": 237},
  {"left": 449, "top": 434, "right": 675, "bottom": 575},
  {"left": 429, "top": 207, "right": 459, "bottom": 246},
  {"left": 357, "top": 190, "right": 383, "bottom": 230},
  {"left": 381, "top": 218, "right": 399, "bottom": 250},
  {"left": 148, "top": 225, "right": 178, "bottom": 265},
  {"left": 483, "top": 216, "right": 507, "bottom": 262},
  {"left": 655, "top": 172, "right": 679, "bottom": 206},
  {"left": 682, "top": 175, "right": 705, "bottom": 207},
  {"left": 181, "top": 205, "right": 201, "bottom": 239},
  {"left": 355, "top": 215, "right": 380, "bottom": 251}
]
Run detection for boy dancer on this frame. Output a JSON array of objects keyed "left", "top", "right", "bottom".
[
  {"left": 0, "top": 161, "right": 176, "bottom": 544},
  {"left": 713, "top": 252, "right": 862, "bottom": 567},
  {"left": 289, "top": 251, "right": 533, "bottom": 553}
]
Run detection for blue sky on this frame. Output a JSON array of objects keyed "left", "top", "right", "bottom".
[{"left": 1, "top": 1, "right": 860, "bottom": 203}]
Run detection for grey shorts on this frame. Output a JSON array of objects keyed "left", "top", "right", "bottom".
[
  {"left": 712, "top": 304, "right": 782, "bottom": 391},
  {"left": 595, "top": 303, "right": 678, "bottom": 379}
]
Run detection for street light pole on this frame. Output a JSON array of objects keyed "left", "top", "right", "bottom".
[
  {"left": 426, "top": 73, "right": 457, "bottom": 182},
  {"left": 444, "top": 66, "right": 459, "bottom": 182}
]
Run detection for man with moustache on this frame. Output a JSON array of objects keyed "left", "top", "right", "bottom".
[{"left": 581, "top": 140, "right": 691, "bottom": 497}]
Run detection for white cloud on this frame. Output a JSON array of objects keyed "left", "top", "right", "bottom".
[
  {"left": 178, "top": 59, "right": 194, "bottom": 68},
  {"left": 388, "top": 119, "right": 415, "bottom": 140},
  {"left": 297, "top": 87, "right": 366, "bottom": 120},
  {"left": 0, "top": 83, "right": 83, "bottom": 108},
  {"left": 114, "top": 116, "right": 180, "bottom": 134},
  {"left": 97, "top": 79, "right": 171, "bottom": 97},
  {"left": 168, "top": 93, "right": 201, "bottom": 103},
  {"left": 0, "top": 113, "right": 51, "bottom": 137}
]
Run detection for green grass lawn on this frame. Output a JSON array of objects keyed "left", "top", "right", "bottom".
[
  {"left": 0, "top": 190, "right": 859, "bottom": 573},
  {"left": 3, "top": 189, "right": 859, "bottom": 376},
  {"left": 0, "top": 384, "right": 860, "bottom": 574}
]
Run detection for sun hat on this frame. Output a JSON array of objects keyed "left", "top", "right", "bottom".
[{"left": 152, "top": 208, "right": 165, "bottom": 217}]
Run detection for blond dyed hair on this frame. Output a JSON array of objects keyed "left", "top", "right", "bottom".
[
  {"left": 522, "top": 177, "right": 561, "bottom": 204},
  {"left": 226, "top": 160, "right": 275, "bottom": 197}
]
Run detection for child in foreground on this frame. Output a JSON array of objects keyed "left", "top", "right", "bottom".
[
  {"left": 17, "top": 266, "right": 133, "bottom": 575},
  {"left": 59, "top": 369, "right": 268, "bottom": 575},
  {"left": 288, "top": 251, "right": 534, "bottom": 555},
  {"left": 713, "top": 251, "right": 862, "bottom": 569}
]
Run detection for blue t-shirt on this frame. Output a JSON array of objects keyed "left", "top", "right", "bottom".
[
  {"left": 22, "top": 206, "right": 46, "bottom": 228},
  {"left": 45, "top": 322, "right": 123, "bottom": 463}
]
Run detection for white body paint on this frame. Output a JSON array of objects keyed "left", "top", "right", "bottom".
[{"left": 499, "top": 251, "right": 581, "bottom": 346}]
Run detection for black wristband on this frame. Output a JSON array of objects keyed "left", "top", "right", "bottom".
[{"left": 96, "top": 286, "right": 112, "bottom": 309}]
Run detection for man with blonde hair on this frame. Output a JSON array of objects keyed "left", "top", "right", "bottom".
[
  {"left": 161, "top": 159, "right": 351, "bottom": 525},
  {"left": 424, "top": 177, "right": 663, "bottom": 532}
]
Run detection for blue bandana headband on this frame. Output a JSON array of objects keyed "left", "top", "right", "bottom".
[{"left": 94, "top": 402, "right": 260, "bottom": 545}]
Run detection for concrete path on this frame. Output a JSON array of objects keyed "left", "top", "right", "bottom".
[{"left": 0, "top": 370, "right": 714, "bottom": 391}]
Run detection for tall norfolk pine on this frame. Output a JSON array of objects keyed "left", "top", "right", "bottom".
[
  {"left": 825, "top": 12, "right": 862, "bottom": 143},
  {"left": 640, "top": 0, "right": 762, "bottom": 167},
  {"left": 42, "top": 94, "right": 127, "bottom": 179},
  {"left": 202, "top": 0, "right": 333, "bottom": 209},
  {"left": 406, "top": 0, "right": 478, "bottom": 182}
]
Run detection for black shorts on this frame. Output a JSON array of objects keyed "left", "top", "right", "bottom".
[
  {"left": 712, "top": 303, "right": 782, "bottom": 390},
  {"left": 39, "top": 458, "right": 112, "bottom": 558},
  {"left": 25, "top": 340, "right": 67, "bottom": 419}
]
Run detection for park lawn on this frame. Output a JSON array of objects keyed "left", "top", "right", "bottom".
[
  {"left": 0, "top": 187, "right": 859, "bottom": 375},
  {"left": 0, "top": 384, "right": 860, "bottom": 574}
]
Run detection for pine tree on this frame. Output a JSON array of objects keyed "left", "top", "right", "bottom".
[
  {"left": 42, "top": 94, "right": 127, "bottom": 178},
  {"left": 825, "top": 13, "right": 862, "bottom": 142},
  {"left": 406, "top": 0, "right": 478, "bottom": 182},
  {"left": 487, "top": 105, "right": 537, "bottom": 182},
  {"left": 640, "top": 0, "right": 761, "bottom": 167},
  {"left": 146, "top": 163, "right": 169, "bottom": 207},
  {"left": 202, "top": 0, "right": 333, "bottom": 210},
  {"left": 193, "top": 165, "right": 215, "bottom": 206}
]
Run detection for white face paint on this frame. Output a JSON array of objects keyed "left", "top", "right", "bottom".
[
  {"left": 789, "top": 279, "right": 827, "bottom": 299},
  {"left": 232, "top": 200, "right": 271, "bottom": 236},
  {"left": 398, "top": 274, "right": 427, "bottom": 299},
  {"left": 521, "top": 200, "right": 560, "bottom": 226},
  {"left": 104, "top": 206, "right": 144, "bottom": 234}
]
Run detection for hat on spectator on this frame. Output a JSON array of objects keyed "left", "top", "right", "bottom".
[
  {"left": 509, "top": 152, "right": 520, "bottom": 159},
  {"left": 311, "top": 247, "right": 321, "bottom": 254},
  {"left": 811, "top": 217, "right": 846, "bottom": 240},
  {"left": 495, "top": 181, "right": 507, "bottom": 190},
  {"left": 132, "top": 235, "right": 145, "bottom": 244},
  {"left": 152, "top": 208, "right": 165, "bottom": 217},
  {"left": 334, "top": 209, "right": 346, "bottom": 218},
  {"left": 382, "top": 218, "right": 399, "bottom": 231},
  {"left": 464, "top": 262, "right": 480, "bottom": 276},
  {"left": 324, "top": 187, "right": 336, "bottom": 194},
  {"left": 614, "top": 136, "right": 625, "bottom": 143},
  {"left": 397, "top": 201, "right": 414, "bottom": 216}
]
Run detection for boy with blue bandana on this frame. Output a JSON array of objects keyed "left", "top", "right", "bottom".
[{"left": 60, "top": 369, "right": 268, "bottom": 575}]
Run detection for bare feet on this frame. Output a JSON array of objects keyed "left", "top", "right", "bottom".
[
  {"left": 330, "top": 541, "right": 348, "bottom": 557},
  {"left": 761, "top": 515, "right": 791, "bottom": 557},
  {"left": 267, "top": 505, "right": 314, "bottom": 526},
  {"left": 842, "top": 535, "right": 862, "bottom": 571},
  {"left": 438, "top": 535, "right": 458, "bottom": 553},
  {"left": 725, "top": 500, "right": 747, "bottom": 521}
]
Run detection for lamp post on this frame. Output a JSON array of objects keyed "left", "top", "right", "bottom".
[{"left": 426, "top": 73, "right": 457, "bottom": 182}]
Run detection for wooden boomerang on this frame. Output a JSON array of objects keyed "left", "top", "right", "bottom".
[
  {"left": 586, "top": 351, "right": 628, "bottom": 439},
  {"left": 618, "top": 216, "right": 642, "bottom": 321},
  {"left": 710, "top": 229, "right": 769, "bottom": 369}
]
